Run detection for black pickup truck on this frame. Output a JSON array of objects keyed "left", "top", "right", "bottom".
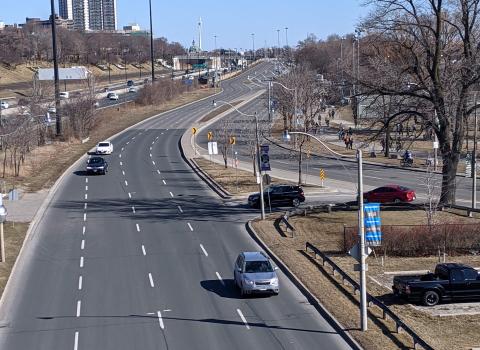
[{"left": 392, "top": 263, "right": 480, "bottom": 306}]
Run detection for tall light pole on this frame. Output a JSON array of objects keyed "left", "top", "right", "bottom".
[
  {"left": 50, "top": 0, "right": 62, "bottom": 136},
  {"left": 251, "top": 33, "right": 255, "bottom": 62},
  {"left": 277, "top": 29, "right": 281, "bottom": 57},
  {"left": 213, "top": 100, "right": 265, "bottom": 220},
  {"left": 472, "top": 92, "right": 478, "bottom": 213},
  {"left": 0, "top": 197, "right": 7, "bottom": 262},
  {"left": 282, "top": 130, "right": 367, "bottom": 331},
  {"left": 149, "top": 0, "right": 155, "bottom": 81}
]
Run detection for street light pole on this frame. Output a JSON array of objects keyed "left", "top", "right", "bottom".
[
  {"left": 473, "top": 93, "right": 478, "bottom": 212},
  {"left": 277, "top": 29, "right": 280, "bottom": 58},
  {"left": 50, "top": 0, "right": 62, "bottom": 136},
  {"left": 283, "top": 130, "right": 367, "bottom": 331},
  {"left": 212, "top": 101, "right": 265, "bottom": 219},
  {"left": 251, "top": 33, "right": 255, "bottom": 62},
  {"left": 149, "top": 0, "right": 155, "bottom": 81}
]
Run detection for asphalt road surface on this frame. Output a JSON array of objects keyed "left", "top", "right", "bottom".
[{"left": 0, "top": 62, "right": 353, "bottom": 350}]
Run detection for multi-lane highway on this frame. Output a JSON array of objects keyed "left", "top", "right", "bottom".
[{"left": 0, "top": 62, "right": 353, "bottom": 349}]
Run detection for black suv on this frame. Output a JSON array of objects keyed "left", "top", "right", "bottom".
[
  {"left": 248, "top": 185, "right": 305, "bottom": 208},
  {"left": 86, "top": 156, "right": 108, "bottom": 175}
]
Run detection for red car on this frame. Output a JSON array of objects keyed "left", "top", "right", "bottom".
[{"left": 364, "top": 185, "right": 416, "bottom": 203}]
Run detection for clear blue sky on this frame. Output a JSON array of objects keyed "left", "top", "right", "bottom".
[{"left": 2, "top": 1, "right": 369, "bottom": 50}]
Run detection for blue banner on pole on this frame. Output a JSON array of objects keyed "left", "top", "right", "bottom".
[{"left": 364, "top": 203, "right": 382, "bottom": 246}]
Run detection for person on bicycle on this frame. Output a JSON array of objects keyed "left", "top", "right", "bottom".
[{"left": 403, "top": 150, "right": 413, "bottom": 163}]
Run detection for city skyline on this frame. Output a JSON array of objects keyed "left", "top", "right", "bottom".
[{"left": 1, "top": 0, "right": 369, "bottom": 49}]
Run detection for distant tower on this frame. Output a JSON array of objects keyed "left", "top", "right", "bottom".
[{"left": 198, "top": 17, "right": 203, "bottom": 51}]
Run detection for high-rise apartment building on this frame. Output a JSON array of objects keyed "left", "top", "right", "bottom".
[
  {"left": 72, "top": 0, "right": 89, "bottom": 30},
  {"left": 58, "top": 0, "right": 73, "bottom": 20},
  {"left": 101, "top": 0, "right": 117, "bottom": 31},
  {"left": 60, "top": 0, "right": 117, "bottom": 31}
]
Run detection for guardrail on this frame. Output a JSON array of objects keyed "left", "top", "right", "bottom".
[
  {"left": 448, "top": 203, "right": 480, "bottom": 216},
  {"left": 279, "top": 211, "right": 295, "bottom": 237},
  {"left": 305, "top": 242, "right": 434, "bottom": 350}
]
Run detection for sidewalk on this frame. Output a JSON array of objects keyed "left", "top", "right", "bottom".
[{"left": 3, "top": 189, "right": 48, "bottom": 222}]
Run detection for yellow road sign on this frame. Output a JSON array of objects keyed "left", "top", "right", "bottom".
[
  {"left": 207, "top": 131, "right": 213, "bottom": 141},
  {"left": 229, "top": 136, "right": 236, "bottom": 145},
  {"left": 320, "top": 169, "right": 326, "bottom": 180},
  {"left": 192, "top": 127, "right": 197, "bottom": 135}
]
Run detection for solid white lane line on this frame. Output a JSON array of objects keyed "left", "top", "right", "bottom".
[
  {"left": 81, "top": 240, "right": 85, "bottom": 250},
  {"left": 132, "top": 206, "right": 136, "bottom": 214},
  {"left": 200, "top": 244, "right": 208, "bottom": 257},
  {"left": 152, "top": 161, "right": 156, "bottom": 165},
  {"left": 169, "top": 192, "right": 174, "bottom": 197},
  {"left": 157, "top": 311, "right": 165, "bottom": 329},
  {"left": 125, "top": 180, "right": 128, "bottom": 186},
  {"left": 142, "top": 245, "right": 146, "bottom": 256},
  {"left": 84, "top": 203, "right": 87, "bottom": 210},
  {"left": 74, "top": 331, "right": 79, "bottom": 350},
  {"left": 122, "top": 170, "right": 125, "bottom": 176},
  {"left": 162, "top": 180, "right": 166, "bottom": 185},
  {"left": 128, "top": 192, "right": 132, "bottom": 199},
  {"left": 83, "top": 213, "right": 86, "bottom": 222},
  {"left": 237, "top": 309, "right": 250, "bottom": 330},
  {"left": 120, "top": 161, "right": 123, "bottom": 166},
  {"left": 82, "top": 226, "right": 86, "bottom": 235},
  {"left": 84, "top": 194, "right": 88, "bottom": 200},
  {"left": 216, "top": 272, "right": 225, "bottom": 285},
  {"left": 157, "top": 170, "right": 161, "bottom": 175},
  {"left": 148, "top": 273, "right": 155, "bottom": 287},
  {"left": 178, "top": 206, "right": 183, "bottom": 213},
  {"left": 76, "top": 300, "right": 81, "bottom": 317},
  {"left": 78, "top": 276, "right": 83, "bottom": 290},
  {"left": 136, "top": 224, "right": 140, "bottom": 232},
  {"left": 85, "top": 178, "right": 88, "bottom": 183},
  {"left": 187, "top": 223, "right": 194, "bottom": 232},
  {"left": 80, "top": 256, "right": 84, "bottom": 268}
]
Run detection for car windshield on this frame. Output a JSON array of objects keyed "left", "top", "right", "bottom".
[
  {"left": 98, "top": 143, "right": 110, "bottom": 147},
  {"left": 398, "top": 186, "right": 410, "bottom": 191},
  {"left": 245, "top": 260, "right": 273, "bottom": 273},
  {"left": 88, "top": 158, "right": 104, "bottom": 164}
]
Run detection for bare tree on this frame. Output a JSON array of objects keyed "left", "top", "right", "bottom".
[{"left": 358, "top": 0, "right": 480, "bottom": 204}]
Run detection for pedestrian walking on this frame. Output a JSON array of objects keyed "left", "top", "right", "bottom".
[
  {"left": 344, "top": 135, "right": 350, "bottom": 149},
  {"left": 348, "top": 137, "right": 354, "bottom": 150}
]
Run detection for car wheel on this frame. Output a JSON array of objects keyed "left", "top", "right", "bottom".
[
  {"left": 394, "top": 198, "right": 402, "bottom": 203},
  {"left": 422, "top": 290, "right": 440, "bottom": 306},
  {"left": 292, "top": 198, "right": 300, "bottom": 207}
]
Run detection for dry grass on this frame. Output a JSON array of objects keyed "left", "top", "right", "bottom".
[
  {"left": 0, "top": 222, "right": 29, "bottom": 297},
  {"left": 194, "top": 157, "right": 294, "bottom": 195},
  {"left": 252, "top": 209, "right": 480, "bottom": 350}
]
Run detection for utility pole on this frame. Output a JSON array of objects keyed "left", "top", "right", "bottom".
[
  {"left": 251, "top": 33, "right": 255, "bottom": 62},
  {"left": 50, "top": 0, "right": 62, "bottom": 136},
  {"left": 255, "top": 112, "right": 265, "bottom": 220},
  {"left": 472, "top": 93, "right": 478, "bottom": 213},
  {"left": 277, "top": 29, "right": 280, "bottom": 58},
  {"left": 149, "top": 0, "right": 155, "bottom": 81},
  {"left": 268, "top": 81, "right": 272, "bottom": 121},
  {"left": 357, "top": 149, "right": 367, "bottom": 331}
]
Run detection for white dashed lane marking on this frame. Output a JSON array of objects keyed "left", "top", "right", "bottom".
[
  {"left": 152, "top": 161, "right": 156, "bottom": 165},
  {"left": 132, "top": 206, "right": 136, "bottom": 214},
  {"left": 81, "top": 240, "right": 85, "bottom": 250},
  {"left": 83, "top": 213, "right": 86, "bottom": 222},
  {"left": 80, "top": 257, "right": 84, "bottom": 268},
  {"left": 76, "top": 300, "right": 82, "bottom": 317},
  {"left": 142, "top": 245, "right": 146, "bottom": 256},
  {"left": 177, "top": 206, "right": 183, "bottom": 213},
  {"left": 136, "top": 224, "right": 141, "bottom": 232},
  {"left": 148, "top": 273, "right": 155, "bottom": 287},
  {"left": 157, "top": 311, "right": 165, "bottom": 330},
  {"left": 200, "top": 244, "right": 208, "bottom": 257},
  {"left": 157, "top": 170, "right": 161, "bottom": 175},
  {"left": 162, "top": 180, "right": 166, "bottom": 185},
  {"left": 125, "top": 180, "right": 128, "bottom": 186},
  {"left": 237, "top": 309, "right": 250, "bottom": 330},
  {"left": 187, "top": 223, "right": 193, "bottom": 231},
  {"left": 85, "top": 178, "right": 88, "bottom": 183},
  {"left": 74, "top": 331, "right": 79, "bottom": 350},
  {"left": 78, "top": 276, "right": 83, "bottom": 290},
  {"left": 82, "top": 226, "right": 86, "bottom": 235},
  {"left": 216, "top": 272, "right": 225, "bottom": 285},
  {"left": 169, "top": 192, "right": 174, "bottom": 197},
  {"left": 120, "top": 161, "right": 123, "bottom": 166},
  {"left": 128, "top": 192, "right": 132, "bottom": 199},
  {"left": 85, "top": 194, "right": 88, "bottom": 200}
]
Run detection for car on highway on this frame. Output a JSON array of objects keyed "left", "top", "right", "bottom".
[
  {"left": 107, "top": 92, "right": 119, "bottom": 100},
  {"left": 47, "top": 105, "right": 56, "bottom": 113},
  {"left": 234, "top": 252, "right": 279, "bottom": 296},
  {"left": 393, "top": 263, "right": 480, "bottom": 306},
  {"left": 248, "top": 184, "right": 305, "bottom": 208},
  {"left": 128, "top": 87, "right": 137, "bottom": 93},
  {"left": 127, "top": 80, "right": 134, "bottom": 87},
  {"left": 86, "top": 156, "right": 108, "bottom": 175},
  {"left": 59, "top": 92, "right": 69, "bottom": 99},
  {"left": 95, "top": 141, "right": 113, "bottom": 155},
  {"left": 363, "top": 184, "right": 416, "bottom": 203},
  {"left": 0, "top": 101, "right": 9, "bottom": 109}
]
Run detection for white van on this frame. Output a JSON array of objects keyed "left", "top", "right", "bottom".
[{"left": 59, "top": 92, "right": 69, "bottom": 99}]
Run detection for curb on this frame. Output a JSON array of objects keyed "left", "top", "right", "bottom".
[{"left": 245, "top": 220, "right": 363, "bottom": 350}]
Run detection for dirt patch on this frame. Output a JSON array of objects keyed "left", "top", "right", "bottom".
[
  {"left": 194, "top": 157, "right": 294, "bottom": 195},
  {"left": 0, "top": 222, "right": 29, "bottom": 297},
  {"left": 252, "top": 208, "right": 480, "bottom": 350}
]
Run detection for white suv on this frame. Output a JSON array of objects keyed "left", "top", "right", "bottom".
[{"left": 96, "top": 141, "right": 113, "bottom": 155}]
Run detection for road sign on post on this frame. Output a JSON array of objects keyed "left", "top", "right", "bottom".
[
  {"left": 229, "top": 136, "right": 236, "bottom": 145},
  {"left": 260, "top": 145, "right": 271, "bottom": 171},
  {"left": 207, "top": 131, "right": 213, "bottom": 141},
  {"left": 208, "top": 141, "right": 218, "bottom": 155},
  {"left": 192, "top": 127, "right": 197, "bottom": 135},
  {"left": 320, "top": 169, "right": 326, "bottom": 187}
]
